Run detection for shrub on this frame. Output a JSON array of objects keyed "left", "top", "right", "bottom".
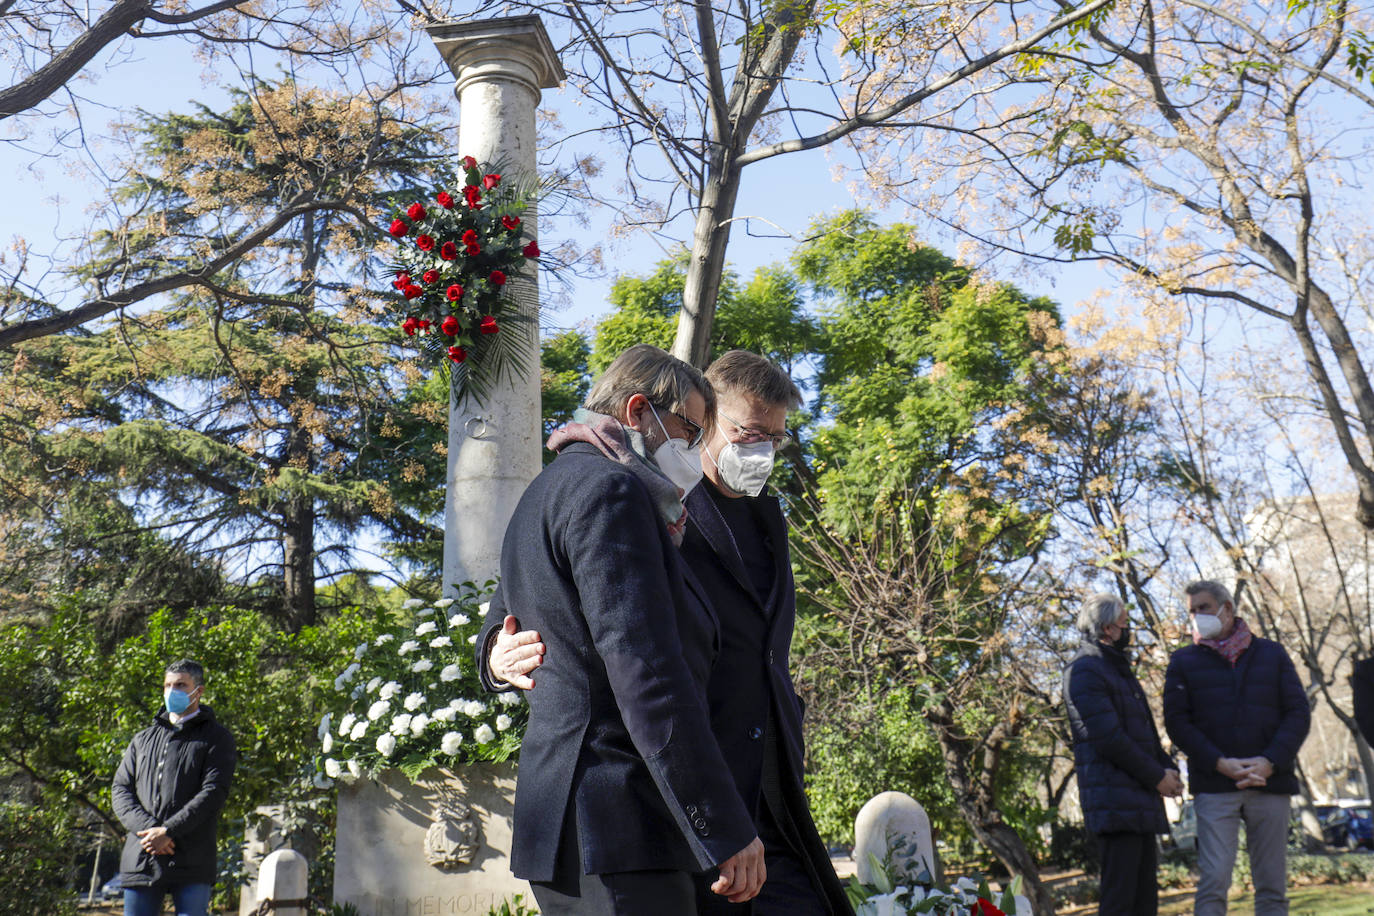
[{"left": 0, "top": 802, "right": 77, "bottom": 916}]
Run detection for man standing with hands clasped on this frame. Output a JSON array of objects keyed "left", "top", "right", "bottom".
[
  {"left": 1164, "top": 580, "right": 1310, "bottom": 916},
  {"left": 1065, "top": 593, "right": 1181, "bottom": 916}
]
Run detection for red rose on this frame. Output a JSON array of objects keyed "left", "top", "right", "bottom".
[
  {"left": 489, "top": 270, "right": 506, "bottom": 286},
  {"left": 970, "top": 900, "right": 1006, "bottom": 916},
  {"left": 402, "top": 283, "right": 423, "bottom": 300},
  {"left": 446, "top": 284, "right": 464, "bottom": 302},
  {"left": 501, "top": 215, "right": 521, "bottom": 231},
  {"left": 389, "top": 219, "right": 408, "bottom": 238},
  {"left": 407, "top": 202, "right": 426, "bottom": 221},
  {"left": 461, "top": 229, "right": 479, "bottom": 247},
  {"left": 440, "top": 241, "right": 458, "bottom": 261},
  {"left": 479, "top": 315, "right": 499, "bottom": 335},
  {"left": 401, "top": 316, "right": 419, "bottom": 336},
  {"left": 416, "top": 234, "right": 435, "bottom": 251},
  {"left": 461, "top": 155, "right": 477, "bottom": 171},
  {"left": 464, "top": 185, "right": 482, "bottom": 208},
  {"left": 483, "top": 173, "right": 501, "bottom": 190},
  {"left": 440, "top": 315, "right": 461, "bottom": 336},
  {"left": 417, "top": 319, "right": 431, "bottom": 331},
  {"left": 436, "top": 191, "right": 455, "bottom": 209},
  {"left": 447, "top": 345, "right": 468, "bottom": 363},
  {"left": 466, "top": 244, "right": 480, "bottom": 256},
  {"left": 422, "top": 269, "right": 439, "bottom": 284},
  {"left": 392, "top": 272, "right": 411, "bottom": 289},
  {"left": 522, "top": 240, "right": 541, "bottom": 258}
]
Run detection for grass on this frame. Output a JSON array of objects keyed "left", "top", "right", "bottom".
[{"left": 1159, "top": 883, "right": 1374, "bottom": 915}]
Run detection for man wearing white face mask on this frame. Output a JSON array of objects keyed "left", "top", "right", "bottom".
[{"left": 1163, "top": 580, "right": 1309, "bottom": 916}]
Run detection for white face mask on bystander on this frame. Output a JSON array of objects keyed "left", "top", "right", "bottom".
[{"left": 1193, "top": 613, "right": 1224, "bottom": 640}]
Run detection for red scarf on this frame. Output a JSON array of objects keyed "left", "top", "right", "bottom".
[{"left": 1196, "top": 616, "right": 1253, "bottom": 667}]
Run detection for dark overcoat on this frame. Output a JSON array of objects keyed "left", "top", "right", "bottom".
[
  {"left": 492, "top": 442, "right": 756, "bottom": 882},
  {"left": 112, "top": 704, "right": 237, "bottom": 886},
  {"left": 1162, "top": 634, "right": 1309, "bottom": 796},
  {"left": 1064, "top": 640, "right": 1172, "bottom": 835}
]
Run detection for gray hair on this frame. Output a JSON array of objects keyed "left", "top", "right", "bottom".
[
  {"left": 1077, "top": 592, "right": 1125, "bottom": 641},
  {"left": 706, "top": 350, "right": 803, "bottom": 409},
  {"left": 584, "top": 344, "right": 716, "bottom": 429},
  {"left": 1185, "top": 579, "right": 1233, "bottom": 609},
  {"left": 165, "top": 658, "right": 205, "bottom": 686}
]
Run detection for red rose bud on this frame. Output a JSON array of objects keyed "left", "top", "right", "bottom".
[
  {"left": 448, "top": 345, "right": 468, "bottom": 363},
  {"left": 461, "top": 155, "right": 477, "bottom": 171},
  {"left": 489, "top": 270, "right": 507, "bottom": 286},
  {"left": 446, "top": 284, "right": 464, "bottom": 302},
  {"left": 440, "top": 315, "right": 461, "bottom": 336},
  {"left": 464, "top": 185, "right": 482, "bottom": 208},
  {"left": 392, "top": 273, "right": 411, "bottom": 289},
  {"left": 480, "top": 315, "right": 500, "bottom": 335},
  {"left": 389, "top": 219, "right": 408, "bottom": 238},
  {"left": 439, "top": 241, "right": 458, "bottom": 261},
  {"left": 483, "top": 173, "right": 501, "bottom": 190},
  {"left": 402, "top": 316, "right": 419, "bottom": 336},
  {"left": 436, "top": 191, "right": 454, "bottom": 209},
  {"left": 402, "top": 283, "right": 423, "bottom": 300},
  {"left": 416, "top": 234, "right": 435, "bottom": 251},
  {"left": 502, "top": 215, "right": 521, "bottom": 231},
  {"left": 407, "top": 202, "right": 426, "bottom": 221},
  {"left": 522, "top": 240, "right": 541, "bottom": 258},
  {"left": 422, "top": 269, "right": 440, "bottom": 284}
]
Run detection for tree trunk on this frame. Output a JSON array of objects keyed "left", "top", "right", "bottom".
[
  {"left": 282, "top": 495, "right": 315, "bottom": 632},
  {"left": 672, "top": 160, "right": 743, "bottom": 368}
]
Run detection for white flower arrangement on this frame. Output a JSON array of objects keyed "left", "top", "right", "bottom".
[
  {"left": 848, "top": 854, "right": 1031, "bottom": 916},
  {"left": 316, "top": 584, "right": 526, "bottom": 781}
]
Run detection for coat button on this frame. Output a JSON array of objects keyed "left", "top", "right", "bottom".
[
  {"left": 686, "top": 804, "right": 698, "bottom": 815},
  {"left": 693, "top": 817, "right": 707, "bottom": 830},
  {"left": 768, "top": 650, "right": 775, "bottom": 665},
  {"left": 749, "top": 726, "right": 763, "bottom": 740}
]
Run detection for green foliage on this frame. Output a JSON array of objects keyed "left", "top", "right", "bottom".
[
  {"left": 0, "top": 802, "right": 78, "bottom": 916},
  {"left": 541, "top": 331, "right": 592, "bottom": 460},
  {"left": 485, "top": 895, "right": 539, "bottom": 916}
]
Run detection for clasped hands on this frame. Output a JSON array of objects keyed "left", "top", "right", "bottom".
[
  {"left": 137, "top": 826, "right": 174, "bottom": 855},
  {"left": 1217, "top": 756, "right": 1273, "bottom": 789}
]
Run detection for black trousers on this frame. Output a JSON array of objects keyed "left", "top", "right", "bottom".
[{"left": 1094, "top": 831, "right": 1158, "bottom": 916}]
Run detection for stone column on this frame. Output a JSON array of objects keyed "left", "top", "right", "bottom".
[{"left": 427, "top": 15, "right": 565, "bottom": 592}]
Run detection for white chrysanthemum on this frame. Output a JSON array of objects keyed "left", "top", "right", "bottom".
[
  {"left": 441, "top": 731, "right": 463, "bottom": 755},
  {"left": 416, "top": 607, "right": 435, "bottom": 618},
  {"left": 440, "top": 663, "right": 461, "bottom": 682},
  {"left": 398, "top": 640, "right": 421, "bottom": 655},
  {"left": 317, "top": 713, "right": 333, "bottom": 740},
  {"left": 434, "top": 598, "right": 456, "bottom": 609},
  {"left": 376, "top": 733, "right": 397, "bottom": 757},
  {"left": 379, "top": 681, "right": 402, "bottom": 700},
  {"left": 402, "top": 598, "right": 424, "bottom": 609},
  {"left": 412, "top": 659, "right": 434, "bottom": 673},
  {"left": 366, "top": 676, "right": 382, "bottom": 693},
  {"left": 337, "top": 713, "right": 356, "bottom": 737},
  {"left": 496, "top": 714, "right": 512, "bottom": 731},
  {"left": 429, "top": 636, "right": 452, "bottom": 649},
  {"left": 474, "top": 724, "right": 495, "bottom": 744},
  {"left": 322, "top": 732, "right": 334, "bottom": 753},
  {"left": 448, "top": 614, "right": 471, "bottom": 628},
  {"left": 354, "top": 642, "right": 368, "bottom": 660},
  {"left": 367, "top": 700, "right": 391, "bottom": 721},
  {"left": 462, "top": 700, "right": 487, "bottom": 717},
  {"left": 375, "top": 633, "right": 395, "bottom": 646},
  {"left": 349, "top": 721, "right": 368, "bottom": 741},
  {"left": 324, "top": 758, "right": 342, "bottom": 779},
  {"left": 409, "top": 713, "right": 430, "bottom": 736},
  {"left": 448, "top": 697, "right": 463, "bottom": 709},
  {"left": 478, "top": 602, "right": 490, "bottom": 616},
  {"left": 415, "top": 621, "right": 438, "bottom": 636},
  {"left": 390, "top": 713, "right": 413, "bottom": 735},
  {"left": 497, "top": 691, "right": 523, "bottom": 706},
  {"left": 433, "top": 707, "right": 457, "bottom": 722},
  {"left": 350, "top": 686, "right": 363, "bottom": 699},
  {"left": 346, "top": 759, "right": 361, "bottom": 778},
  {"left": 404, "top": 692, "right": 426, "bottom": 711},
  {"left": 467, "top": 634, "right": 479, "bottom": 644}
]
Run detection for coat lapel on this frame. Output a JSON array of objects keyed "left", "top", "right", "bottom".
[{"left": 685, "top": 485, "right": 763, "bottom": 608}]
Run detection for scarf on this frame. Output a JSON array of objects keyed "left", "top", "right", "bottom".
[
  {"left": 546, "top": 408, "right": 688, "bottom": 545},
  {"left": 1196, "top": 616, "right": 1254, "bottom": 667}
]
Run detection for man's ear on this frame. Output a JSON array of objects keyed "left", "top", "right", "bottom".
[{"left": 623, "top": 393, "right": 650, "bottom": 431}]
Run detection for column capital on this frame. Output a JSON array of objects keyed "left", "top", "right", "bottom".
[{"left": 426, "top": 15, "right": 566, "bottom": 98}]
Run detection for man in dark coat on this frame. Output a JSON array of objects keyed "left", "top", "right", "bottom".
[
  {"left": 492, "top": 345, "right": 763, "bottom": 915},
  {"left": 112, "top": 659, "right": 237, "bottom": 916},
  {"left": 1164, "top": 579, "right": 1310, "bottom": 916},
  {"left": 1065, "top": 593, "right": 1181, "bottom": 916},
  {"left": 483, "top": 350, "right": 853, "bottom": 916}
]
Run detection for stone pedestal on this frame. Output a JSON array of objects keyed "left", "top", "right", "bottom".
[
  {"left": 334, "top": 765, "right": 528, "bottom": 915},
  {"left": 854, "top": 791, "right": 938, "bottom": 885}
]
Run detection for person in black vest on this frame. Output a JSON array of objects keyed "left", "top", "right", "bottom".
[
  {"left": 483, "top": 350, "right": 853, "bottom": 916},
  {"left": 491, "top": 344, "right": 764, "bottom": 915},
  {"left": 1164, "top": 579, "right": 1309, "bottom": 916},
  {"left": 112, "top": 659, "right": 237, "bottom": 916},
  {"left": 1065, "top": 593, "right": 1180, "bottom": 916}
]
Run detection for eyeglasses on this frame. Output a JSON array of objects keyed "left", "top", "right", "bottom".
[
  {"left": 718, "top": 410, "right": 792, "bottom": 450},
  {"left": 651, "top": 403, "right": 706, "bottom": 448}
]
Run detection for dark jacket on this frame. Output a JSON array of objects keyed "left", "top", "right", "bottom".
[
  {"left": 1163, "top": 634, "right": 1310, "bottom": 796},
  {"left": 1064, "top": 640, "right": 1172, "bottom": 835},
  {"left": 112, "top": 704, "right": 237, "bottom": 887},
  {"left": 493, "top": 443, "right": 756, "bottom": 882},
  {"left": 1352, "top": 657, "right": 1374, "bottom": 747}
]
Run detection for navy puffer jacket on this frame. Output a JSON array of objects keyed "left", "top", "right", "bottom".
[
  {"left": 1163, "top": 633, "right": 1309, "bottom": 796},
  {"left": 1065, "top": 639, "right": 1172, "bottom": 835}
]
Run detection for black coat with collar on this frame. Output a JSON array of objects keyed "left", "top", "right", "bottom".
[{"left": 492, "top": 442, "right": 756, "bottom": 882}]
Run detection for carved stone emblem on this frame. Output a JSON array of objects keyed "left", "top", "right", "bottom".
[{"left": 423, "top": 797, "right": 480, "bottom": 869}]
